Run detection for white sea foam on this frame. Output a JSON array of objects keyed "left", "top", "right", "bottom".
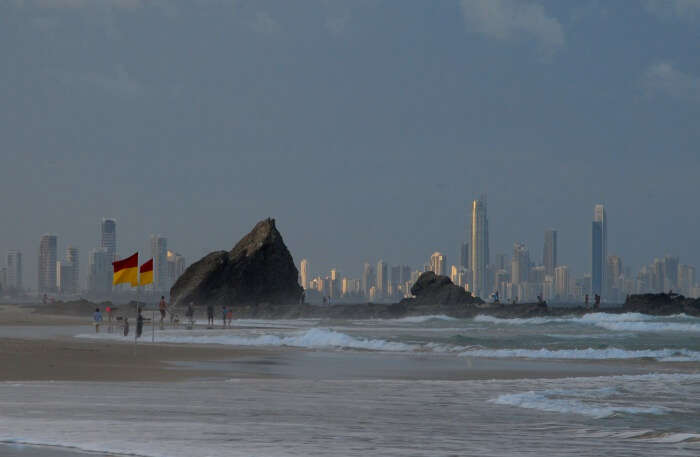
[
  {"left": 460, "top": 347, "right": 700, "bottom": 362},
  {"left": 490, "top": 390, "right": 669, "bottom": 418},
  {"left": 391, "top": 315, "right": 457, "bottom": 323},
  {"left": 76, "top": 328, "right": 415, "bottom": 352},
  {"left": 474, "top": 312, "right": 700, "bottom": 333}
]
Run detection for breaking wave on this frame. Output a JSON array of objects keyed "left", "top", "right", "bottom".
[
  {"left": 474, "top": 313, "right": 700, "bottom": 333},
  {"left": 460, "top": 347, "right": 700, "bottom": 362},
  {"left": 490, "top": 388, "right": 669, "bottom": 418},
  {"left": 76, "top": 328, "right": 414, "bottom": 352}
]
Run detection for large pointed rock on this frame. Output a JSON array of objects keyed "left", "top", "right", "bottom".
[{"left": 170, "top": 218, "right": 302, "bottom": 308}]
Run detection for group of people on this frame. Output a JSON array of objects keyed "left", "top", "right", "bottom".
[
  {"left": 92, "top": 297, "right": 235, "bottom": 334},
  {"left": 92, "top": 306, "right": 144, "bottom": 338},
  {"left": 206, "top": 303, "right": 233, "bottom": 328}
]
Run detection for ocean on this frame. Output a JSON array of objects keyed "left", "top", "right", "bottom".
[{"left": 2, "top": 312, "right": 699, "bottom": 456}]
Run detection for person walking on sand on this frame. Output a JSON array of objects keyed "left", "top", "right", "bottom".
[
  {"left": 207, "top": 303, "right": 215, "bottom": 328},
  {"left": 221, "top": 305, "right": 228, "bottom": 328},
  {"left": 123, "top": 316, "right": 130, "bottom": 337},
  {"left": 185, "top": 302, "right": 195, "bottom": 329},
  {"left": 159, "top": 296, "right": 167, "bottom": 323},
  {"left": 93, "top": 308, "right": 103, "bottom": 333}
]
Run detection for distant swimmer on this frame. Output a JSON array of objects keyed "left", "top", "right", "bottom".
[{"left": 93, "top": 308, "right": 103, "bottom": 333}]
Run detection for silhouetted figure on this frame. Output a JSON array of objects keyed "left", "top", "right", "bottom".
[
  {"left": 123, "top": 317, "right": 130, "bottom": 337},
  {"left": 136, "top": 312, "right": 144, "bottom": 339},
  {"left": 594, "top": 294, "right": 601, "bottom": 310}
]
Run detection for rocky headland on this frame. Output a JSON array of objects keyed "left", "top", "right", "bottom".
[{"left": 170, "top": 218, "right": 303, "bottom": 309}]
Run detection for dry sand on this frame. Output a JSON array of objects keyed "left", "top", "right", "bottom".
[{"left": 0, "top": 303, "right": 269, "bottom": 382}]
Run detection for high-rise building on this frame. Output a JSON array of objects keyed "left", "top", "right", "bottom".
[
  {"left": 554, "top": 265, "right": 569, "bottom": 300},
  {"left": 38, "top": 234, "right": 58, "bottom": 293},
  {"left": 663, "top": 255, "right": 679, "bottom": 291},
  {"left": 591, "top": 204, "right": 607, "bottom": 297},
  {"left": 376, "top": 260, "right": 388, "bottom": 297},
  {"left": 362, "top": 262, "right": 375, "bottom": 296},
  {"left": 511, "top": 243, "right": 529, "bottom": 286},
  {"left": 678, "top": 265, "right": 696, "bottom": 297},
  {"left": 150, "top": 235, "right": 168, "bottom": 292},
  {"left": 543, "top": 229, "right": 557, "bottom": 277},
  {"left": 58, "top": 261, "right": 76, "bottom": 294},
  {"left": 100, "top": 219, "right": 117, "bottom": 261},
  {"left": 167, "top": 251, "right": 186, "bottom": 287},
  {"left": 64, "top": 246, "right": 80, "bottom": 294},
  {"left": 430, "top": 252, "right": 446, "bottom": 276},
  {"left": 6, "top": 250, "right": 22, "bottom": 290},
  {"left": 390, "top": 266, "right": 401, "bottom": 291},
  {"left": 459, "top": 243, "right": 469, "bottom": 270},
  {"left": 299, "top": 259, "right": 309, "bottom": 289},
  {"left": 470, "top": 197, "right": 489, "bottom": 298},
  {"left": 607, "top": 255, "right": 623, "bottom": 298},
  {"left": 88, "top": 248, "right": 112, "bottom": 295}
]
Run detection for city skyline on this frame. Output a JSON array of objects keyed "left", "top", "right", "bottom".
[{"left": 1, "top": 1, "right": 699, "bottom": 297}]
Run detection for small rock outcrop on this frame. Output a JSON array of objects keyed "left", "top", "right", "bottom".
[
  {"left": 401, "top": 271, "right": 482, "bottom": 306},
  {"left": 170, "top": 218, "right": 302, "bottom": 308},
  {"left": 623, "top": 293, "right": 700, "bottom": 316}
]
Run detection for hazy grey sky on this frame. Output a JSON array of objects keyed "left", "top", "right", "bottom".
[{"left": 1, "top": 0, "right": 699, "bottom": 285}]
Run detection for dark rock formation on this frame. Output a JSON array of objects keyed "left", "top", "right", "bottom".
[
  {"left": 623, "top": 293, "right": 700, "bottom": 316},
  {"left": 399, "top": 271, "right": 482, "bottom": 307},
  {"left": 170, "top": 218, "right": 303, "bottom": 308}
]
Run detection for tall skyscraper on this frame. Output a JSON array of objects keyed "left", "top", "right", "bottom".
[
  {"left": 6, "top": 250, "right": 22, "bottom": 290},
  {"left": 554, "top": 265, "right": 569, "bottom": 300},
  {"left": 470, "top": 197, "right": 489, "bottom": 298},
  {"left": 299, "top": 259, "right": 309, "bottom": 289},
  {"left": 663, "top": 255, "right": 679, "bottom": 291},
  {"left": 100, "top": 218, "right": 117, "bottom": 260},
  {"left": 38, "top": 234, "right": 58, "bottom": 293},
  {"left": 362, "top": 262, "right": 374, "bottom": 296},
  {"left": 167, "top": 251, "right": 186, "bottom": 287},
  {"left": 459, "top": 243, "right": 469, "bottom": 270},
  {"left": 430, "top": 252, "right": 446, "bottom": 276},
  {"left": 64, "top": 246, "right": 80, "bottom": 294},
  {"left": 543, "top": 229, "right": 557, "bottom": 277},
  {"left": 376, "top": 260, "right": 388, "bottom": 297},
  {"left": 88, "top": 248, "right": 112, "bottom": 295},
  {"left": 591, "top": 204, "right": 607, "bottom": 297},
  {"left": 511, "top": 243, "right": 530, "bottom": 286},
  {"left": 150, "top": 235, "right": 168, "bottom": 292}
]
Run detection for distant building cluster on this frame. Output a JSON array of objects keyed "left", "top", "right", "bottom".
[
  {"left": 298, "top": 199, "right": 700, "bottom": 304},
  {"left": 0, "top": 218, "right": 187, "bottom": 300}
]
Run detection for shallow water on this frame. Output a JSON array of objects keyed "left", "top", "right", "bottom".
[{"left": 3, "top": 312, "right": 700, "bottom": 456}]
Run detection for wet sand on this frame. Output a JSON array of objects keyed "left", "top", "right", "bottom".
[{"left": 0, "top": 443, "right": 114, "bottom": 457}]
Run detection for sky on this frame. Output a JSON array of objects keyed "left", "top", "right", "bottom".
[{"left": 1, "top": 0, "right": 699, "bottom": 287}]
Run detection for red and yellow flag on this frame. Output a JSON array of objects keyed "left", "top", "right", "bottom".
[
  {"left": 139, "top": 258, "right": 154, "bottom": 286},
  {"left": 113, "top": 253, "right": 138, "bottom": 286}
]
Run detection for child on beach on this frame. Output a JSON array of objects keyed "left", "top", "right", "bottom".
[{"left": 93, "top": 308, "right": 103, "bottom": 333}]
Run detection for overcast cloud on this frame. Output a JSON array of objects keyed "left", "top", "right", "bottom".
[{"left": 1, "top": 0, "right": 698, "bottom": 286}]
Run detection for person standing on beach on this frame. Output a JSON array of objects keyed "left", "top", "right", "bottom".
[
  {"left": 159, "top": 296, "right": 167, "bottom": 323},
  {"left": 123, "top": 317, "right": 130, "bottom": 337},
  {"left": 207, "top": 303, "right": 215, "bottom": 328},
  {"left": 93, "top": 308, "right": 103, "bottom": 333},
  {"left": 221, "top": 305, "right": 228, "bottom": 328},
  {"left": 136, "top": 311, "right": 144, "bottom": 339},
  {"left": 226, "top": 306, "right": 233, "bottom": 328}
]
